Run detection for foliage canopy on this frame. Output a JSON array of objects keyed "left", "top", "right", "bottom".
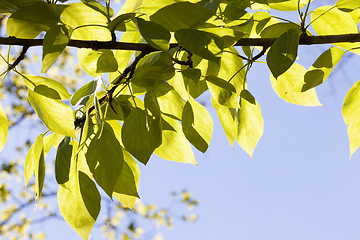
[{"left": 1, "top": 0, "right": 360, "bottom": 238}]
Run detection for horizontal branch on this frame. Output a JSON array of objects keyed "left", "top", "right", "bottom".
[{"left": 1, "top": 33, "right": 360, "bottom": 51}]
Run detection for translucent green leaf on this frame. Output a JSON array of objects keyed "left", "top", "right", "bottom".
[
  {"left": 0, "top": 0, "right": 18, "bottom": 14},
  {"left": 58, "top": 170, "right": 100, "bottom": 240},
  {"left": 182, "top": 68, "right": 202, "bottom": 86},
  {"left": 182, "top": 98, "right": 213, "bottom": 153},
  {"left": 22, "top": 75, "right": 71, "bottom": 100},
  {"left": 28, "top": 90, "right": 76, "bottom": 138},
  {"left": 302, "top": 47, "right": 344, "bottom": 92},
  {"left": 131, "top": 65, "right": 175, "bottom": 88},
  {"left": 342, "top": 79, "right": 360, "bottom": 157},
  {"left": 197, "top": 24, "right": 245, "bottom": 48},
  {"left": 55, "top": 137, "right": 73, "bottom": 188},
  {"left": 270, "top": 62, "right": 322, "bottom": 106},
  {"left": 311, "top": 6, "right": 360, "bottom": 55},
  {"left": 85, "top": 122, "right": 124, "bottom": 198},
  {"left": 6, "top": 2, "right": 62, "bottom": 38},
  {"left": 250, "top": 0, "right": 269, "bottom": 11},
  {"left": 150, "top": 2, "right": 214, "bottom": 32},
  {"left": 94, "top": 94, "right": 104, "bottom": 136},
  {"left": 132, "top": 17, "right": 170, "bottom": 51},
  {"left": 154, "top": 115, "right": 196, "bottom": 165},
  {"left": 71, "top": 76, "right": 102, "bottom": 106},
  {"left": 217, "top": 47, "right": 246, "bottom": 108},
  {"left": 267, "top": 28, "right": 299, "bottom": 79},
  {"left": 108, "top": 13, "right": 136, "bottom": 32},
  {"left": 0, "top": 102, "right": 8, "bottom": 152},
  {"left": 336, "top": 0, "right": 360, "bottom": 11},
  {"left": 175, "top": 29, "right": 223, "bottom": 62},
  {"left": 113, "top": 149, "right": 140, "bottom": 210},
  {"left": 122, "top": 108, "right": 155, "bottom": 165},
  {"left": 205, "top": 75, "right": 237, "bottom": 108},
  {"left": 81, "top": 0, "right": 113, "bottom": 18},
  {"left": 236, "top": 90, "right": 263, "bottom": 157},
  {"left": 260, "top": 22, "right": 303, "bottom": 38},
  {"left": 42, "top": 25, "right": 70, "bottom": 73},
  {"left": 268, "top": 0, "right": 312, "bottom": 11},
  {"left": 211, "top": 98, "right": 237, "bottom": 147},
  {"left": 78, "top": 49, "right": 118, "bottom": 77},
  {"left": 61, "top": 2, "right": 112, "bottom": 41},
  {"left": 153, "top": 82, "right": 185, "bottom": 120},
  {"left": 144, "top": 90, "right": 162, "bottom": 149}
]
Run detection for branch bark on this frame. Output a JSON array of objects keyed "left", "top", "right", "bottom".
[{"left": 2, "top": 33, "right": 360, "bottom": 51}]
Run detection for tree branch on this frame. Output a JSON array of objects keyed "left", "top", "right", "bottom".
[{"left": 1, "top": 34, "right": 360, "bottom": 51}]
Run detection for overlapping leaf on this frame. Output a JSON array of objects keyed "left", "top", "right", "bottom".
[{"left": 0, "top": 102, "right": 8, "bottom": 152}]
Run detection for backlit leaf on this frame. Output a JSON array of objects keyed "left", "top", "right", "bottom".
[
  {"left": 237, "top": 90, "right": 263, "bottom": 157},
  {"left": 205, "top": 75, "right": 237, "bottom": 108},
  {"left": 302, "top": 47, "right": 344, "bottom": 92},
  {"left": 182, "top": 98, "right": 213, "bottom": 153},
  {"left": 0, "top": 102, "right": 8, "bottom": 152},
  {"left": 342, "top": 79, "right": 360, "bottom": 157},
  {"left": 71, "top": 76, "right": 102, "bottom": 106},
  {"left": 311, "top": 6, "right": 360, "bottom": 55},
  {"left": 267, "top": 28, "right": 299, "bottom": 79},
  {"left": 55, "top": 137, "right": 73, "bottom": 188},
  {"left": 270, "top": 62, "right": 322, "bottom": 106},
  {"left": 154, "top": 115, "right": 196, "bottom": 164},
  {"left": 42, "top": 25, "right": 70, "bottom": 73},
  {"left": 28, "top": 89, "right": 76, "bottom": 138},
  {"left": 78, "top": 49, "right": 118, "bottom": 77}
]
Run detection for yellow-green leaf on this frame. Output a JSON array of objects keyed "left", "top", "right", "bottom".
[
  {"left": 28, "top": 89, "right": 76, "bottom": 138},
  {"left": 236, "top": 90, "right": 263, "bottom": 157},
  {"left": 154, "top": 115, "right": 196, "bottom": 165},
  {"left": 0, "top": 102, "right": 8, "bottom": 152},
  {"left": 342, "top": 79, "right": 360, "bottom": 157},
  {"left": 182, "top": 98, "right": 213, "bottom": 153},
  {"left": 311, "top": 6, "right": 360, "bottom": 55},
  {"left": 302, "top": 47, "right": 344, "bottom": 92},
  {"left": 270, "top": 62, "right": 322, "bottom": 106}
]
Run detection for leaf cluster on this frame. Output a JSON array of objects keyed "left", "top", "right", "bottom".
[{"left": 1, "top": 0, "right": 360, "bottom": 239}]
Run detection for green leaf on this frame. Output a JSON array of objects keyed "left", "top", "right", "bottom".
[
  {"left": 182, "top": 98, "right": 213, "bottom": 153},
  {"left": 42, "top": 25, "right": 70, "bottom": 73},
  {"left": 22, "top": 75, "right": 71, "bottom": 100},
  {"left": 182, "top": 68, "right": 202, "bottom": 86},
  {"left": 153, "top": 81, "right": 185, "bottom": 120},
  {"left": 211, "top": 98, "right": 237, "bottom": 147},
  {"left": 0, "top": 0, "right": 18, "bottom": 14},
  {"left": 267, "top": 28, "right": 299, "bottom": 79},
  {"left": 197, "top": 24, "right": 245, "bottom": 48},
  {"left": 260, "top": 22, "right": 303, "bottom": 38},
  {"left": 131, "top": 65, "right": 175, "bottom": 88},
  {"left": 270, "top": 62, "right": 322, "bottom": 106},
  {"left": 85, "top": 122, "right": 124, "bottom": 198},
  {"left": 122, "top": 108, "right": 155, "bottom": 165},
  {"left": 236, "top": 90, "right": 263, "bottom": 157},
  {"left": 154, "top": 115, "right": 196, "bottom": 165},
  {"left": 205, "top": 75, "right": 237, "bottom": 108},
  {"left": 311, "top": 6, "right": 360, "bottom": 55},
  {"left": 55, "top": 137, "right": 73, "bottom": 188},
  {"left": 61, "top": 2, "right": 112, "bottom": 41},
  {"left": 24, "top": 134, "right": 45, "bottom": 203},
  {"left": 78, "top": 49, "right": 118, "bottom": 77},
  {"left": 108, "top": 13, "right": 136, "bottom": 32},
  {"left": 336, "top": 0, "right": 360, "bottom": 11},
  {"left": 132, "top": 17, "right": 170, "bottom": 51},
  {"left": 150, "top": 2, "right": 215, "bottom": 32},
  {"left": 81, "top": 0, "right": 113, "bottom": 18},
  {"left": 71, "top": 76, "right": 102, "bottom": 106},
  {"left": 144, "top": 90, "right": 162, "bottom": 149},
  {"left": 342, "top": 79, "right": 360, "bottom": 157},
  {"left": 302, "top": 47, "right": 344, "bottom": 92},
  {"left": 28, "top": 89, "right": 76, "bottom": 138},
  {"left": 113, "top": 149, "right": 140, "bottom": 210},
  {"left": 0, "top": 102, "right": 8, "bottom": 152},
  {"left": 58, "top": 170, "right": 100, "bottom": 240},
  {"left": 6, "top": 2, "right": 62, "bottom": 38},
  {"left": 175, "top": 29, "right": 223, "bottom": 62},
  {"left": 268, "top": 0, "right": 312, "bottom": 11}
]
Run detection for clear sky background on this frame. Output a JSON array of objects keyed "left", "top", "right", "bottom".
[{"left": 4, "top": 0, "right": 360, "bottom": 239}]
